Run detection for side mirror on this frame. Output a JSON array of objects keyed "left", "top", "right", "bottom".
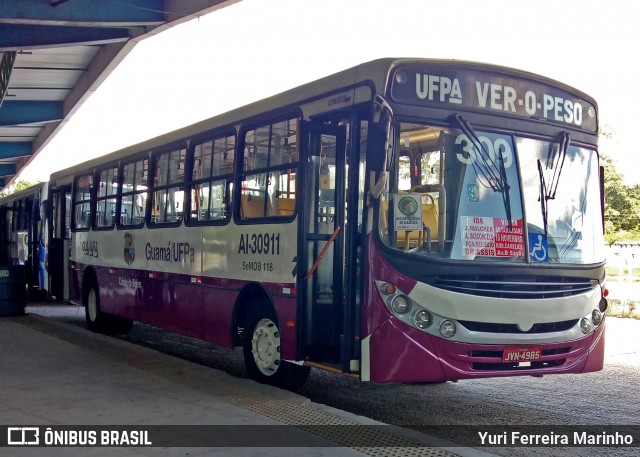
[{"left": 368, "top": 122, "right": 387, "bottom": 172}]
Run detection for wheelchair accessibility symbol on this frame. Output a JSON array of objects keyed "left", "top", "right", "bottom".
[{"left": 528, "top": 233, "right": 549, "bottom": 262}]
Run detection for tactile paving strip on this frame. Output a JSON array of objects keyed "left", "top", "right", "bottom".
[{"left": 14, "top": 315, "right": 460, "bottom": 457}]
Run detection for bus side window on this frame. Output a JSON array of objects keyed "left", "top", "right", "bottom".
[
  {"left": 275, "top": 197, "right": 295, "bottom": 216},
  {"left": 189, "top": 135, "right": 234, "bottom": 223},
  {"left": 95, "top": 166, "right": 118, "bottom": 228},
  {"left": 120, "top": 158, "right": 148, "bottom": 227},
  {"left": 241, "top": 194, "right": 270, "bottom": 218},
  {"left": 73, "top": 174, "right": 93, "bottom": 230},
  {"left": 151, "top": 147, "right": 186, "bottom": 224},
  {"left": 240, "top": 118, "right": 298, "bottom": 221}
]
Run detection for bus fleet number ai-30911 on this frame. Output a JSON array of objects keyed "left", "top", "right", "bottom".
[{"left": 238, "top": 232, "right": 281, "bottom": 272}]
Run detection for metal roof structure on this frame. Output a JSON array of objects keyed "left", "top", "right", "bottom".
[{"left": 0, "top": 0, "right": 239, "bottom": 190}]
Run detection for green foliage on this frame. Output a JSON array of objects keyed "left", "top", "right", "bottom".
[
  {"left": 0, "top": 179, "right": 40, "bottom": 197},
  {"left": 601, "top": 128, "right": 640, "bottom": 242},
  {"left": 604, "top": 229, "right": 640, "bottom": 245}
]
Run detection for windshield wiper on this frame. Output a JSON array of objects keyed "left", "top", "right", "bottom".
[
  {"left": 537, "top": 159, "right": 549, "bottom": 235},
  {"left": 547, "top": 131, "right": 570, "bottom": 200},
  {"left": 450, "top": 114, "right": 512, "bottom": 226},
  {"left": 451, "top": 114, "right": 507, "bottom": 192},
  {"left": 537, "top": 131, "right": 570, "bottom": 236}
]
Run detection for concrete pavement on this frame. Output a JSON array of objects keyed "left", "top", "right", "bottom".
[{"left": 0, "top": 308, "right": 495, "bottom": 457}]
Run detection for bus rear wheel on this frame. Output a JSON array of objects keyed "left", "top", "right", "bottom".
[
  {"left": 84, "top": 281, "right": 132, "bottom": 334},
  {"left": 85, "top": 283, "right": 106, "bottom": 332},
  {"left": 242, "top": 306, "right": 309, "bottom": 390}
]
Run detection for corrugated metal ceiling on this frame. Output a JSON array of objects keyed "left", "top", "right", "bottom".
[{"left": 0, "top": 0, "right": 240, "bottom": 190}]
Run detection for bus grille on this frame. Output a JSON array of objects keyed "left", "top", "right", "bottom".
[
  {"left": 458, "top": 319, "right": 577, "bottom": 334},
  {"left": 433, "top": 275, "right": 597, "bottom": 299}
]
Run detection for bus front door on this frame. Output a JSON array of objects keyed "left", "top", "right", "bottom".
[{"left": 299, "top": 121, "right": 347, "bottom": 365}]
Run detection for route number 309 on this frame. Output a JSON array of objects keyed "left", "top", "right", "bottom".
[{"left": 455, "top": 134, "right": 513, "bottom": 168}]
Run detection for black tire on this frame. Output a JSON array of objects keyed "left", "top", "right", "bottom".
[
  {"left": 242, "top": 304, "right": 310, "bottom": 390},
  {"left": 109, "top": 315, "right": 134, "bottom": 334},
  {"left": 84, "top": 280, "right": 133, "bottom": 334},
  {"left": 28, "top": 287, "right": 48, "bottom": 302}
]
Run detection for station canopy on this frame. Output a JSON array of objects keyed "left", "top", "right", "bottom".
[{"left": 0, "top": 0, "right": 238, "bottom": 190}]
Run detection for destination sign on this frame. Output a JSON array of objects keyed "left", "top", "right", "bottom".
[{"left": 390, "top": 65, "right": 597, "bottom": 132}]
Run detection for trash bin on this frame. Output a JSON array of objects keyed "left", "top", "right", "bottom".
[{"left": 0, "top": 265, "right": 27, "bottom": 317}]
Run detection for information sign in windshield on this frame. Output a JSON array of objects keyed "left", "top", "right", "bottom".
[
  {"left": 460, "top": 216, "right": 525, "bottom": 258},
  {"left": 390, "top": 65, "right": 597, "bottom": 132}
]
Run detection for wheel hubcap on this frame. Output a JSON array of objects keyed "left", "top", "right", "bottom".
[{"left": 251, "top": 318, "right": 281, "bottom": 376}]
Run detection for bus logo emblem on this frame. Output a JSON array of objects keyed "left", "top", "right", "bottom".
[{"left": 398, "top": 196, "right": 419, "bottom": 216}]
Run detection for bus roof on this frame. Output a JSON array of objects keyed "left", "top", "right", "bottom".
[{"left": 49, "top": 57, "right": 597, "bottom": 183}]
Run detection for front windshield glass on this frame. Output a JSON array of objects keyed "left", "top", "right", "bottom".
[
  {"left": 518, "top": 138, "right": 605, "bottom": 264},
  {"left": 378, "top": 122, "right": 605, "bottom": 265}
]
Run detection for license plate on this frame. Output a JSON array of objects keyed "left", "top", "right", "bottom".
[{"left": 503, "top": 346, "right": 542, "bottom": 362}]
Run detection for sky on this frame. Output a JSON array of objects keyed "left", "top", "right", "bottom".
[{"left": 18, "top": 0, "right": 640, "bottom": 184}]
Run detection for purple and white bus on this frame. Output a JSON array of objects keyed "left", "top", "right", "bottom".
[{"left": 45, "top": 59, "right": 607, "bottom": 388}]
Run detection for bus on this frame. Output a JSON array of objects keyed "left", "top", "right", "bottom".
[
  {"left": 44, "top": 58, "right": 607, "bottom": 388},
  {"left": 0, "top": 182, "right": 50, "bottom": 299}
]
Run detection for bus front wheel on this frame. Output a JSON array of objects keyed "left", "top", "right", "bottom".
[{"left": 242, "top": 306, "right": 309, "bottom": 390}]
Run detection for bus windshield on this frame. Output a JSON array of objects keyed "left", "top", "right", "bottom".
[{"left": 378, "top": 122, "right": 605, "bottom": 265}]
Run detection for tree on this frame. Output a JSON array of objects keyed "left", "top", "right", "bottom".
[
  {"left": 600, "top": 128, "right": 640, "bottom": 243},
  {"left": 0, "top": 179, "right": 40, "bottom": 197}
]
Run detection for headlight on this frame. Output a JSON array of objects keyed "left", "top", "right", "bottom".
[
  {"left": 579, "top": 317, "right": 593, "bottom": 335},
  {"left": 391, "top": 295, "right": 411, "bottom": 314},
  {"left": 592, "top": 309, "right": 603, "bottom": 326},
  {"left": 375, "top": 280, "right": 449, "bottom": 335},
  {"left": 599, "top": 297, "right": 608, "bottom": 312},
  {"left": 440, "top": 320, "right": 456, "bottom": 338},
  {"left": 414, "top": 310, "right": 432, "bottom": 329}
]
